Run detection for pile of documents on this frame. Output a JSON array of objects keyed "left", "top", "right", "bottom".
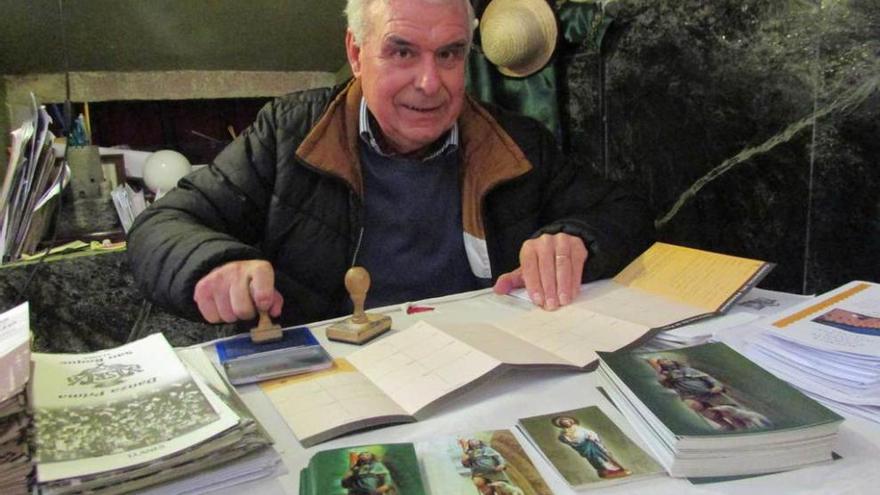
[
  {"left": 597, "top": 342, "right": 842, "bottom": 478},
  {"left": 0, "top": 303, "right": 34, "bottom": 495},
  {"left": 743, "top": 281, "right": 880, "bottom": 423},
  {"left": 1, "top": 95, "right": 69, "bottom": 263},
  {"left": 30, "top": 333, "right": 283, "bottom": 494},
  {"left": 645, "top": 287, "right": 811, "bottom": 351}
]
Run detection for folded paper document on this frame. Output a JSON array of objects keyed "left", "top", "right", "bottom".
[{"left": 264, "top": 242, "right": 772, "bottom": 446}]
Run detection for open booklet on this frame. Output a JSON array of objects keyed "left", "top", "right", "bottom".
[
  {"left": 567, "top": 241, "right": 774, "bottom": 330},
  {"left": 262, "top": 242, "right": 771, "bottom": 447},
  {"left": 299, "top": 429, "right": 552, "bottom": 495}
]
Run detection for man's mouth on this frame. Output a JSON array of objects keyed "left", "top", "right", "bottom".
[{"left": 402, "top": 103, "right": 442, "bottom": 113}]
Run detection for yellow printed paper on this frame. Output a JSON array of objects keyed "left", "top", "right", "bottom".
[{"left": 613, "top": 242, "right": 767, "bottom": 312}]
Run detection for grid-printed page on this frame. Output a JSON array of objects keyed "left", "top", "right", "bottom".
[
  {"left": 260, "top": 359, "right": 407, "bottom": 442},
  {"left": 494, "top": 306, "right": 650, "bottom": 368},
  {"left": 346, "top": 321, "right": 502, "bottom": 415}
]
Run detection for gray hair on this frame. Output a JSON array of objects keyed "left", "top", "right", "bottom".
[{"left": 345, "top": 0, "right": 476, "bottom": 48}]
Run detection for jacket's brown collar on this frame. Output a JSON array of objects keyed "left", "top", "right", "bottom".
[
  {"left": 458, "top": 94, "right": 533, "bottom": 237},
  {"left": 296, "top": 78, "right": 364, "bottom": 195},
  {"left": 295, "top": 80, "right": 533, "bottom": 238}
]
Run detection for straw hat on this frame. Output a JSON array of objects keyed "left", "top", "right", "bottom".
[{"left": 479, "top": 0, "right": 558, "bottom": 77}]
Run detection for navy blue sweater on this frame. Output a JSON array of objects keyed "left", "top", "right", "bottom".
[{"left": 355, "top": 142, "right": 482, "bottom": 308}]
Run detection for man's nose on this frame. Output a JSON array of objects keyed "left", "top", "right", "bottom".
[{"left": 415, "top": 56, "right": 442, "bottom": 95}]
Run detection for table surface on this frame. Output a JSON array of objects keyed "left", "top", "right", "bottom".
[{"left": 201, "top": 289, "right": 880, "bottom": 495}]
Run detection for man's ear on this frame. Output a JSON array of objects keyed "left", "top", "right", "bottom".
[{"left": 345, "top": 29, "right": 362, "bottom": 77}]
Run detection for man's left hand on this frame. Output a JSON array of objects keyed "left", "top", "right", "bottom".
[{"left": 493, "top": 233, "right": 588, "bottom": 310}]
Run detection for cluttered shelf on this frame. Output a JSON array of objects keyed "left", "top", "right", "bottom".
[{"left": 1, "top": 96, "right": 224, "bottom": 267}]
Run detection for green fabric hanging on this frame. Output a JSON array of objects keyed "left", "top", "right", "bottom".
[
  {"left": 466, "top": 47, "right": 561, "bottom": 139},
  {"left": 465, "top": 0, "right": 614, "bottom": 141},
  {"left": 558, "top": 1, "right": 613, "bottom": 48}
]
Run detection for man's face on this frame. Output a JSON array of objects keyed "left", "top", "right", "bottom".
[{"left": 346, "top": 0, "right": 469, "bottom": 155}]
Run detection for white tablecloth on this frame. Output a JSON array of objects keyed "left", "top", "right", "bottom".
[{"left": 203, "top": 289, "right": 880, "bottom": 495}]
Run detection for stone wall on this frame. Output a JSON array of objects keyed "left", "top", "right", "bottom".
[
  {"left": 558, "top": 0, "right": 879, "bottom": 294},
  {"left": 0, "top": 251, "right": 236, "bottom": 352}
]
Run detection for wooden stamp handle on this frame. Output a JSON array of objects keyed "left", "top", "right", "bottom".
[
  {"left": 258, "top": 310, "right": 272, "bottom": 328},
  {"left": 345, "top": 267, "right": 370, "bottom": 324}
]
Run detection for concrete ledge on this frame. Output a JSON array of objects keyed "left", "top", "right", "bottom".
[{"left": 2, "top": 69, "right": 336, "bottom": 105}]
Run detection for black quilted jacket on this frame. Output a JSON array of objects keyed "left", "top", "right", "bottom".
[{"left": 127, "top": 80, "right": 654, "bottom": 325}]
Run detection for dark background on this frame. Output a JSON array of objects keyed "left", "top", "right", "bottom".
[{"left": 0, "top": 0, "right": 877, "bottom": 351}]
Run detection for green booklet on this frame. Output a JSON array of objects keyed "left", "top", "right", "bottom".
[
  {"left": 300, "top": 443, "right": 425, "bottom": 495},
  {"left": 597, "top": 342, "right": 843, "bottom": 477},
  {"left": 518, "top": 406, "right": 664, "bottom": 489},
  {"left": 299, "top": 430, "right": 552, "bottom": 495}
]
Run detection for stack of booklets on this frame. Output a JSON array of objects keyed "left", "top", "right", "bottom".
[
  {"left": 597, "top": 342, "right": 843, "bottom": 478},
  {"left": 743, "top": 281, "right": 880, "bottom": 422},
  {"left": 299, "top": 429, "right": 553, "bottom": 495},
  {"left": 30, "top": 333, "right": 282, "bottom": 494},
  {"left": 0, "top": 303, "right": 34, "bottom": 494}
]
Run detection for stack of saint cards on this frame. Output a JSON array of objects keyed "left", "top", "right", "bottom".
[
  {"left": 300, "top": 429, "right": 553, "bottom": 495},
  {"left": 0, "top": 303, "right": 33, "bottom": 495},
  {"left": 597, "top": 342, "right": 843, "bottom": 478},
  {"left": 216, "top": 326, "right": 333, "bottom": 385},
  {"left": 517, "top": 406, "right": 664, "bottom": 489}
]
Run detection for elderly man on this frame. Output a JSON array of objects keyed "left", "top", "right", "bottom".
[{"left": 127, "top": 0, "right": 653, "bottom": 326}]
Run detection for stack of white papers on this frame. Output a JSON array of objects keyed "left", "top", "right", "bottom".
[
  {"left": 645, "top": 288, "right": 811, "bottom": 351},
  {"left": 743, "top": 281, "right": 880, "bottom": 423},
  {"left": 0, "top": 303, "right": 34, "bottom": 494},
  {"left": 645, "top": 313, "right": 760, "bottom": 351}
]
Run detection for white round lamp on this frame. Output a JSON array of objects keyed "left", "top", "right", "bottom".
[{"left": 143, "top": 150, "right": 192, "bottom": 198}]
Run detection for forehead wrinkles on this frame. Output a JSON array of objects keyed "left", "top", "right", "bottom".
[{"left": 368, "top": 1, "right": 468, "bottom": 49}]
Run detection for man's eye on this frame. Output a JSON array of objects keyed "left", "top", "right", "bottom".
[
  {"left": 394, "top": 48, "right": 413, "bottom": 58},
  {"left": 437, "top": 47, "right": 465, "bottom": 63}
]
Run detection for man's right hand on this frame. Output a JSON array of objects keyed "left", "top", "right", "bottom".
[{"left": 193, "top": 260, "right": 284, "bottom": 323}]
